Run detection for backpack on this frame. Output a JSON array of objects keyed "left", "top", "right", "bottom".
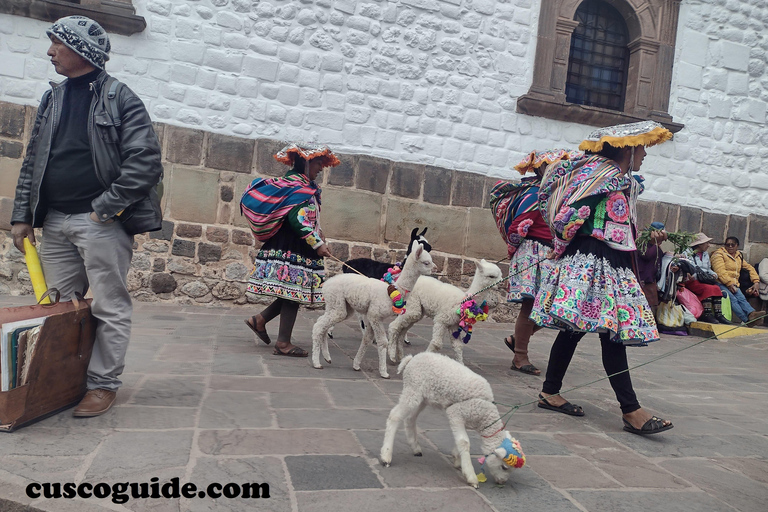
[{"left": 101, "top": 77, "right": 164, "bottom": 202}]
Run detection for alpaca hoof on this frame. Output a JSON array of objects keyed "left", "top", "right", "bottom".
[
  {"left": 353, "top": 365, "right": 361, "bottom": 371},
  {"left": 381, "top": 461, "right": 390, "bottom": 467},
  {"left": 404, "top": 338, "right": 411, "bottom": 345},
  {"left": 312, "top": 363, "right": 323, "bottom": 369},
  {"left": 413, "top": 452, "right": 422, "bottom": 457},
  {"left": 470, "top": 482, "right": 478, "bottom": 489},
  {"left": 324, "top": 357, "right": 332, "bottom": 364},
  {"left": 327, "top": 333, "right": 333, "bottom": 339}
]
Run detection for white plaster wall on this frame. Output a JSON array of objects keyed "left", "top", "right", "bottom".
[{"left": 0, "top": 0, "right": 767, "bottom": 217}]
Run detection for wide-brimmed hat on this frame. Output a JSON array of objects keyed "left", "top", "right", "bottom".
[
  {"left": 274, "top": 142, "right": 340, "bottom": 168},
  {"left": 690, "top": 232, "right": 713, "bottom": 247},
  {"left": 513, "top": 149, "right": 583, "bottom": 175},
  {"left": 579, "top": 121, "right": 673, "bottom": 152}
]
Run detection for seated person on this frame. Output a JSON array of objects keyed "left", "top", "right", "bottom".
[
  {"left": 636, "top": 222, "right": 666, "bottom": 313},
  {"left": 711, "top": 236, "right": 761, "bottom": 325},
  {"left": 680, "top": 233, "right": 729, "bottom": 324},
  {"left": 759, "top": 258, "right": 768, "bottom": 303}
]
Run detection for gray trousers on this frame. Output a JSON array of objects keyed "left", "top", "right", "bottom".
[{"left": 40, "top": 210, "right": 133, "bottom": 391}]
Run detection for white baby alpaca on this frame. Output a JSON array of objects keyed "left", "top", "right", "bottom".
[
  {"left": 380, "top": 352, "right": 521, "bottom": 487},
  {"left": 311, "top": 240, "right": 436, "bottom": 378},
  {"left": 388, "top": 259, "right": 502, "bottom": 364}
]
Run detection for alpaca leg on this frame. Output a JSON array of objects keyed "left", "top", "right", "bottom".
[
  {"left": 446, "top": 405, "right": 478, "bottom": 488},
  {"left": 450, "top": 330, "right": 465, "bottom": 365},
  {"left": 403, "top": 401, "right": 427, "bottom": 456},
  {"left": 428, "top": 323, "right": 450, "bottom": 355},
  {"left": 352, "top": 322, "right": 374, "bottom": 372},
  {"left": 370, "top": 320, "right": 391, "bottom": 379},
  {"left": 381, "top": 396, "right": 422, "bottom": 466},
  {"left": 388, "top": 311, "right": 419, "bottom": 363},
  {"left": 311, "top": 306, "right": 349, "bottom": 368}
]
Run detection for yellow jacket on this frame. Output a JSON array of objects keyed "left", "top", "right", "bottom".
[{"left": 710, "top": 247, "right": 759, "bottom": 288}]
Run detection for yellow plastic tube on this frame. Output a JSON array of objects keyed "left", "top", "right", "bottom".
[{"left": 23, "top": 239, "right": 50, "bottom": 304}]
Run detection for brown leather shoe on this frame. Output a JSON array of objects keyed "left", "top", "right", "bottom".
[
  {"left": 73, "top": 389, "right": 117, "bottom": 417},
  {"left": 747, "top": 311, "right": 764, "bottom": 325}
]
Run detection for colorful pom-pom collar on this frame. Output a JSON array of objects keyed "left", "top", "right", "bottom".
[
  {"left": 578, "top": 121, "right": 673, "bottom": 152},
  {"left": 476, "top": 437, "right": 526, "bottom": 483},
  {"left": 274, "top": 142, "right": 341, "bottom": 168},
  {"left": 452, "top": 298, "right": 489, "bottom": 344},
  {"left": 513, "top": 149, "right": 584, "bottom": 175}
]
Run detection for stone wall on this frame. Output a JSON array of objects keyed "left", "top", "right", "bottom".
[
  {"left": 1, "top": 1, "right": 767, "bottom": 217},
  {"left": 2, "top": 101, "right": 768, "bottom": 317}
]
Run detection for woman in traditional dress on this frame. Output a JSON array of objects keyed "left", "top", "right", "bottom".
[
  {"left": 240, "top": 143, "right": 338, "bottom": 357},
  {"left": 490, "top": 149, "right": 582, "bottom": 375},
  {"left": 530, "top": 121, "right": 674, "bottom": 435}
]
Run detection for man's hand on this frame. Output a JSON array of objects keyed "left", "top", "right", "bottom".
[
  {"left": 747, "top": 283, "right": 759, "bottom": 296},
  {"left": 316, "top": 244, "right": 332, "bottom": 258},
  {"left": 10, "top": 223, "right": 35, "bottom": 253},
  {"left": 89, "top": 212, "right": 113, "bottom": 224},
  {"left": 729, "top": 284, "right": 739, "bottom": 294}
]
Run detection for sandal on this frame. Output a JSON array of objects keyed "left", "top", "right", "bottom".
[
  {"left": 537, "top": 393, "right": 585, "bottom": 416},
  {"left": 245, "top": 316, "right": 271, "bottom": 345},
  {"left": 511, "top": 363, "right": 541, "bottom": 376},
  {"left": 273, "top": 346, "right": 308, "bottom": 357},
  {"left": 622, "top": 416, "right": 673, "bottom": 435},
  {"left": 504, "top": 335, "right": 515, "bottom": 352}
]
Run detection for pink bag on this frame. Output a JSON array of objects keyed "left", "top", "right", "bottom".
[{"left": 676, "top": 286, "right": 703, "bottom": 319}]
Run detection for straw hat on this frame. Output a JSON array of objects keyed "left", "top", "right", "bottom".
[
  {"left": 579, "top": 121, "right": 673, "bottom": 152},
  {"left": 690, "top": 232, "right": 713, "bottom": 247},
  {"left": 274, "top": 142, "right": 340, "bottom": 167}
]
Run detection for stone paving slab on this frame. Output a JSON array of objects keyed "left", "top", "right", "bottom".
[
  {"left": 285, "top": 455, "right": 382, "bottom": 491},
  {"left": 0, "top": 297, "right": 766, "bottom": 511}
]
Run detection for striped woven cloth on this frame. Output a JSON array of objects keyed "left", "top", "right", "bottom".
[
  {"left": 489, "top": 176, "right": 541, "bottom": 247},
  {"left": 240, "top": 174, "right": 319, "bottom": 242}
]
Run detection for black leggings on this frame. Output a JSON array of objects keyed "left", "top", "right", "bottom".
[
  {"left": 542, "top": 330, "right": 641, "bottom": 414},
  {"left": 260, "top": 298, "right": 300, "bottom": 344}
]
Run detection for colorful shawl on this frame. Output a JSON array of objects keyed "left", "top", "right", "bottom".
[
  {"left": 489, "top": 177, "right": 541, "bottom": 249},
  {"left": 538, "top": 155, "right": 642, "bottom": 254},
  {"left": 240, "top": 173, "right": 319, "bottom": 242}
]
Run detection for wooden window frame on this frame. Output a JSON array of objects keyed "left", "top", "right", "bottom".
[
  {"left": 0, "top": 0, "right": 146, "bottom": 36},
  {"left": 517, "top": 0, "right": 684, "bottom": 133}
]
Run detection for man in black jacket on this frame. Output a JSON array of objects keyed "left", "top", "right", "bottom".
[{"left": 10, "top": 16, "right": 163, "bottom": 417}]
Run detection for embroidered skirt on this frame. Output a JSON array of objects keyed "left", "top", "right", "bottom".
[
  {"left": 530, "top": 237, "right": 659, "bottom": 346},
  {"left": 507, "top": 238, "right": 553, "bottom": 302},
  {"left": 246, "top": 222, "right": 325, "bottom": 305}
]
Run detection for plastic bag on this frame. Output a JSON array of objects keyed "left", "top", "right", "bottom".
[
  {"left": 676, "top": 287, "right": 703, "bottom": 319},
  {"left": 721, "top": 294, "right": 732, "bottom": 322},
  {"left": 657, "top": 301, "right": 685, "bottom": 328},
  {"left": 680, "top": 305, "right": 697, "bottom": 325}
]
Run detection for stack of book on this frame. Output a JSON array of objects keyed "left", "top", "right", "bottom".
[{"left": 1, "top": 317, "right": 46, "bottom": 391}]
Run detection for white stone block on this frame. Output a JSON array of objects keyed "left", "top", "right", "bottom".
[
  {"left": 680, "top": 29, "right": 709, "bottom": 66},
  {"left": 719, "top": 40, "right": 751, "bottom": 71},
  {"left": 726, "top": 72, "right": 749, "bottom": 96},
  {"left": 242, "top": 56, "right": 279, "bottom": 81},
  {"left": 0, "top": 55, "right": 25, "bottom": 78},
  {"left": 735, "top": 99, "right": 767, "bottom": 123},
  {"left": 170, "top": 42, "right": 206, "bottom": 65},
  {"left": 708, "top": 96, "right": 733, "bottom": 119},
  {"left": 676, "top": 62, "right": 703, "bottom": 90}
]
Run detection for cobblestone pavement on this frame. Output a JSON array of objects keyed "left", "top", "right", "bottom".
[{"left": 0, "top": 296, "right": 767, "bottom": 512}]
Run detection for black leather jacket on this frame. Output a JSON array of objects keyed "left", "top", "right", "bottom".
[{"left": 11, "top": 71, "right": 163, "bottom": 232}]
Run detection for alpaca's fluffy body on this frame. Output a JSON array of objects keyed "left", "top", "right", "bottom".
[
  {"left": 388, "top": 260, "right": 502, "bottom": 364},
  {"left": 312, "top": 241, "right": 436, "bottom": 378},
  {"left": 334, "top": 228, "right": 432, "bottom": 343},
  {"left": 380, "top": 352, "right": 515, "bottom": 487}
]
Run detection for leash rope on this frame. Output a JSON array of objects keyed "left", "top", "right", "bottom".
[{"left": 482, "top": 312, "right": 768, "bottom": 432}]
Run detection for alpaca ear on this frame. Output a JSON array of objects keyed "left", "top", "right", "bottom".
[
  {"left": 414, "top": 242, "right": 423, "bottom": 258},
  {"left": 480, "top": 258, "right": 487, "bottom": 265},
  {"left": 410, "top": 228, "right": 418, "bottom": 241},
  {"left": 494, "top": 448, "right": 506, "bottom": 459},
  {"left": 419, "top": 227, "right": 428, "bottom": 237}
]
